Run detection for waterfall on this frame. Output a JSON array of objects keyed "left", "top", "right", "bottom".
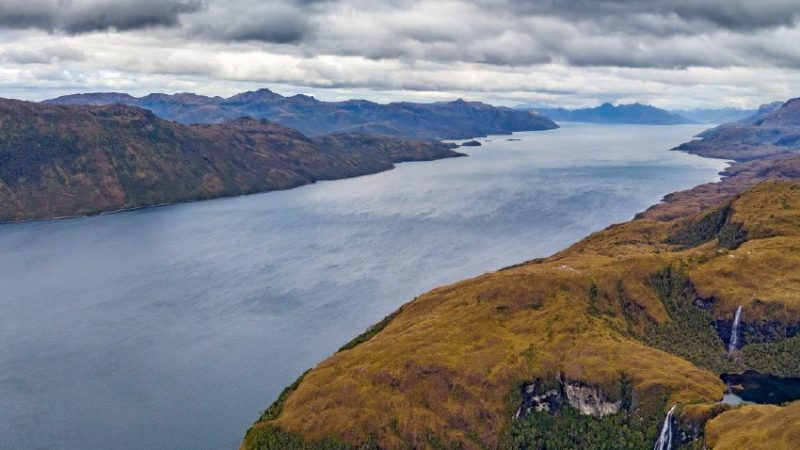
[
  {"left": 728, "top": 305, "right": 743, "bottom": 354},
  {"left": 653, "top": 404, "right": 676, "bottom": 450}
]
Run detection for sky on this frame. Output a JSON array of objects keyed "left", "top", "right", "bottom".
[{"left": 1, "top": 0, "right": 800, "bottom": 108}]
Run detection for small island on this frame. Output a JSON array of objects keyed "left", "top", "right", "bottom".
[{"left": 460, "top": 140, "right": 482, "bottom": 147}]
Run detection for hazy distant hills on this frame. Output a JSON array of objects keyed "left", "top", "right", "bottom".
[
  {"left": 0, "top": 98, "right": 462, "bottom": 222},
  {"left": 676, "top": 98, "right": 800, "bottom": 160},
  {"left": 668, "top": 107, "right": 757, "bottom": 124},
  {"left": 520, "top": 102, "right": 696, "bottom": 125},
  {"left": 45, "top": 89, "right": 558, "bottom": 140},
  {"left": 729, "top": 101, "right": 784, "bottom": 126}
]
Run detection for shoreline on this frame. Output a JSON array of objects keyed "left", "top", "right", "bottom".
[
  {"left": 637, "top": 152, "right": 798, "bottom": 221},
  {"left": 1, "top": 124, "right": 722, "bottom": 227},
  {"left": 0, "top": 151, "right": 467, "bottom": 226}
]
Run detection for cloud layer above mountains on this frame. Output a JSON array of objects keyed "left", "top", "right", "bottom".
[{"left": 2, "top": 0, "right": 800, "bottom": 107}]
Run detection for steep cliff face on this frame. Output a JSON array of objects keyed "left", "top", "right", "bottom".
[
  {"left": 0, "top": 98, "right": 463, "bottom": 222},
  {"left": 562, "top": 382, "right": 622, "bottom": 417},
  {"left": 514, "top": 377, "right": 623, "bottom": 420}
]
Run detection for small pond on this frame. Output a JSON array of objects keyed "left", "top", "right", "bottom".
[{"left": 721, "top": 371, "right": 800, "bottom": 405}]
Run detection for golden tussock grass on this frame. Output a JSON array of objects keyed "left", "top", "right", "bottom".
[
  {"left": 692, "top": 236, "right": 800, "bottom": 320},
  {"left": 705, "top": 400, "right": 800, "bottom": 449},
  {"left": 691, "top": 181, "right": 800, "bottom": 320}
]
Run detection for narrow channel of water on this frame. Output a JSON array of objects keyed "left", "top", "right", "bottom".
[{"left": 0, "top": 123, "right": 727, "bottom": 449}]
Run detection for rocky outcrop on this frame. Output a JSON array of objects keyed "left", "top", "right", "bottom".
[
  {"left": 563, "top": 382, "right": 622, "bottom": 417},
  {"left": 515, "top": 382, "right": 561, "bottom": 419},
  {"left": 460, "top": 140, "right": 482, "bottom": 147},
  {"left": 515, "top": 377, "right": 621, "bottom": 420}
]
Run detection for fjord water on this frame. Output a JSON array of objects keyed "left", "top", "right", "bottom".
[{"left": 0, "top": 123, "right": 726, "bottom": 449}]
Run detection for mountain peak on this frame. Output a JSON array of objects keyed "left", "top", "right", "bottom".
[
  {"left": 288, "top": 93, "right": 319, "bottom": 103},
  {"left": 224, "top": 88, "right": 284, "bottom": 104},
  {"left": 43, "top": 92, "right": 137, "bottom": 105}
]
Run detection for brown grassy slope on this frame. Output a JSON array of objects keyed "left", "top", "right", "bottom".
[
  {"left": 705, "top": 400, "right": 800, "bottom": 450},
  {"left": 0, "top": 98, "right": 461, "bottom": 222},
  {"left": 244, "top": 180, "right": 800, "bottom": 449},
  {"left": 691, "top": 181, "right": 800, "bottom": 321},
  {"left": 267, "top": 269, "right": 722, "bottom": 448}
]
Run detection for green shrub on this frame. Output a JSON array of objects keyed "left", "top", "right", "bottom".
[
  {"left": 502, "top": 403, "right": 661, "bottom": 450},
  {"left": 665, "top": 203, "right": 748, "bottom": 250},
  {"left": 717, "top": 222, "right": 748, "bottom": 250},
  {"left": 644, "top": 267, "right": 740, "bottom": 374},
  {"left": 243, "top": 424, "right": 371, "bottom": 450},
  {"left": 337, "top": 309, "right": 401, "bottom": 352},
  {"left": 742, "top": 335, "right": 800, "bottom": 377},
  {"left": 667, "top": 204, "right": 731, "bottom": 248}
]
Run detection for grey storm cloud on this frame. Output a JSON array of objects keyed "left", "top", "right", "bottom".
[
  {"left": 208, "top": 0, "right": 800, "bottom": 69},
  {"left": 0, "top": 0, "right": 202, "bottom": 33},
  {"left": 186, "top": 1, "right": 313, "bottom": 43},
  {"left": 2, "top": 0, "right": 800, "bottom": 108},
  {"left": 488, "top": 0, "right": 800, "bottom": 31},
  {"left": 1, "top": 46, "right": 85, "bottom": 64}
]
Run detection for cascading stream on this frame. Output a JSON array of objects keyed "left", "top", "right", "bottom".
[
  {"left": 728, "top": 305, "right": 743, "bottom": 355},
  {"left": 654, "top": 404, "right": 677, "bottom": 450}
]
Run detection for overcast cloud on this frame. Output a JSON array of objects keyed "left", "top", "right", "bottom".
[{"left": 1, "top": 0, "right": 800, "bottom": 108}]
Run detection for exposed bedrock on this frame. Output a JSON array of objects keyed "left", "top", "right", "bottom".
[{"left": 515, "top": 376, "right": 623, "bottom": 420}]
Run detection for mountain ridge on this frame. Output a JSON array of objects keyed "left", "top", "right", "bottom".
[
  {"left": 669, "top": 108, "right": 757, "bottom": 124},
  {"left": 45, "top": 89, "right": 558, "bottom": 140},
  {"left": 675, "top": 97, "right": 800, "bottom": 161},
  {"left": 521, "top": 103, "right": 696, "bottom": 125},
  {"left": 0, "top": 98, "right": 463, "bottom": 222}
]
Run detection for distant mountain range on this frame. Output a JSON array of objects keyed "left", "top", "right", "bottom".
[
  {"left": 0, "top": 98, "right": 463, "bottom": 222},
  {"left": 45, "top": 89, "right": 558, "bottom": 140},
  {"left": 675, "top": 98, "right": 800, "bottom": 160},
  {"left": 668, "top": 107, "right": 757, "bottom": 124},
  {"left": 518, "top": 103, "right": 696, "bottom": 125}
]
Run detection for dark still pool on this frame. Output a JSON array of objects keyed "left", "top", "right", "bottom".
[{"left": 722, "top": 371, "right": 800, "bottom": 405}]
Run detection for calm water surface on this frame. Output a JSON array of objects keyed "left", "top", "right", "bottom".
[
  {"left": 0, "top": 124, "right": 727, "bottom": 449},
  {"left": 722, "top": 371, "right": 800, "bottom": 405}
]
